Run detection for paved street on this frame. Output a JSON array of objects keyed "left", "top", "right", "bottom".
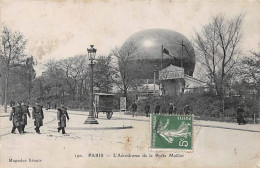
[{"left": 0, "top": 106, "right": 259, "bottom": 167}]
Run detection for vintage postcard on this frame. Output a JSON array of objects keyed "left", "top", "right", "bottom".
[{"left": 0, "top": 0, "right": 260, "bottom": 168}]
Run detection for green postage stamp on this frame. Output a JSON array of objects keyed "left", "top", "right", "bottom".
[{"left": 151, "top": 115, "right": 193, "bottom": 150}]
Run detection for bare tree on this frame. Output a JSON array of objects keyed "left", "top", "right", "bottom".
[
  {"left": 94, "top": 55, "right": 115, "bottom": 93},
  {"left": 241, "top": 51, "right": 260, "bottom": 87},
  {"left": 194, "top": 14, "right": 244, "bottom": 99},
  {"left": 110, "top": 42, "right": 142, "bottom": 99},
  {"left": 39, "top": 55, "right": 114, "bottom": 107},
  {"left": 0, "top": 26, "right": 27, "bottom": 112},
  {"left": 239, "top": 50, "right": 260, "bottom": 101},
  {"left": 48, "top": 55, "right": 87, "bottom": 101},
  {"left": 60, "top": 57, "right": 80, "bottom": 100}
]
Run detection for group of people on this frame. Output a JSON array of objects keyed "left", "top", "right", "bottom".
[
  {"left": 131, "top": 101, "right": 190, "bottom": 117},
  {"left": 131, "top": 101, "right": 247, "bottom": 125},
  {"left": 9, "top": 101, "right": 69, "bottom": 135}
]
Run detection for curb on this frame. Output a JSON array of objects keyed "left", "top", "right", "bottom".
[
  {"left": 194, "top": 124, "right": 260, "bottom": 133},
  {"left": 66, "top": 126, "right": 133, "bottom": 130}
]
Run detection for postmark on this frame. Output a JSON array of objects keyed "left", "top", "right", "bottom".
[{"left": 151, "top": 114, "right": 193, "bottom": 150}]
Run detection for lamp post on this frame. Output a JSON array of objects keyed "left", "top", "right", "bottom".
[{"left": 84, "top": 45, "right": 99, "bottom": 124}]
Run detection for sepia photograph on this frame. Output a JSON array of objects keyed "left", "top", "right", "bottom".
[{"left": 0, "top": 0, "right": 259, "bottom": 168}]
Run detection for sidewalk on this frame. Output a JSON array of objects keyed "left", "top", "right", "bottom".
[
  {"left": 195, "top": 120, "right": 260, "bottom": 132},
  {"left": 1, "top": 106, "right": 260, "bottom": 132}
]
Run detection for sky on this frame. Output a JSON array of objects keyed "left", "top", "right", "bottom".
[{"left": 1, "top": 0, "right": 260, "bottom": 77}]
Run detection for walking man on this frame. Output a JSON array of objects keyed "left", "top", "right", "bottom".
[
  {"left": 57, "top": 103, "right": 70, "bottom": 134},
  {"left": 237, "top": 104, "right": 246, "bottom": 125},
  {"left": 21, "top": 101, "right": 31, "bottom": 133},
  {"left": 32, "top": 101, "right": 44, "bottom": 134},
  {"left": 131, "top": 101, "right": 137, "bottom": 117},
  {"left": 168, "top": 103, "right": 173, "bottom": 115},
  {"left": 144, "top": 101, "right": 150, "bottom": 117},
  {"left": 9, "top": 101, "right": 23, "bottom": 134},
  {"left": 155, "top": 102, "right": 160, "bottom": 114},
  {"left": 184, "top": 105, "right": 190, "bottom": 115}
]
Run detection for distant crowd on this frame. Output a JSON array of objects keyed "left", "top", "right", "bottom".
[
  {"left": 130, "top": 101, "right": 190, "bottom": 117},
  {"left": 130, "top": 101, "right": 247, "bottom": 125}
]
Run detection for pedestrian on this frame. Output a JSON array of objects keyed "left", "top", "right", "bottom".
[
  {"left": 48, "top": 101, "right": 51, "bottom": 110},
  {"left": 54, "top": 102, "right": 57, "bottom": 109},
  {"left": 21, "top": 100, "right": 31, "bottom": 133},
  {"left": 144, "top": 101, "right": 150, "bottom": 117},
  {"left": 57, "top": 103, "right": 70, "bottom": 134},
  {"left": 155, "top": 102, "right": 160, "bottom": 114},
  {"left": 9, "top": 101, "right": 23, "bottom": 134},
  {"left": 168, "top": 103, "right": 173, "bottom": 115},
  {"left": 184, "top": 105, "right": 190, "bottom": 115},
  {"left": 237, "top": 104, "right": 246, "bottom": 125},
  {"left": 32, "top": 101, "right": 44, "bottom": 134},
  {"left": 131, "top": 101, "right": 137, "bottom": 117}
]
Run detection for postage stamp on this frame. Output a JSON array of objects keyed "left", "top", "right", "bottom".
[{"left": 151, "top": 115, "right": 193, "bottom": 150}]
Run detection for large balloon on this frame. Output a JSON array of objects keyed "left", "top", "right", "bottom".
[{"left": 120, "top": 29, "right": 195, "bottom": 79}]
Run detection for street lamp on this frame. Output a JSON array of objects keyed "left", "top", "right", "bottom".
[{"left": 84, "top": 45, "right": 99, "bottom": 124}]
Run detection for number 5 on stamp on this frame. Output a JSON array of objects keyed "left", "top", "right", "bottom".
[{"left": 150, "top": 115, "right": 193, "bottom": 150}]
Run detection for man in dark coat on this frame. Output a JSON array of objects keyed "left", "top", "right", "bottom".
[
  {"left": 237, "top": 105, "right": 246, "bottom": 125},
  {"left": 168, "top": 103, "right": 173, "bottom": 115},
  {"left": 32, "top": 101, "right": 44, "bottom": 134},
  {"left": 184, "top": 105, "right": 190, "bottom": 115},
  {"left": 57, "top": 104, "right": 70, "bottom": 134},
  {"left": 21, "top": 101, "right": 31, "bottom": 133},
  {"left": 48, "top": 102, "right": 51, "bottom": 110},
  {"left": 155, "top": 102, "right": 160, "bottom": 114},
  {"left": 9, "top": 101, "right": 23, "bottom": 134},
  {"left": 144, "top": 102, "right": 150, "bottom": 117},
  {"left": 131, "top": 101, "right": 137, "bottom": 117}
]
